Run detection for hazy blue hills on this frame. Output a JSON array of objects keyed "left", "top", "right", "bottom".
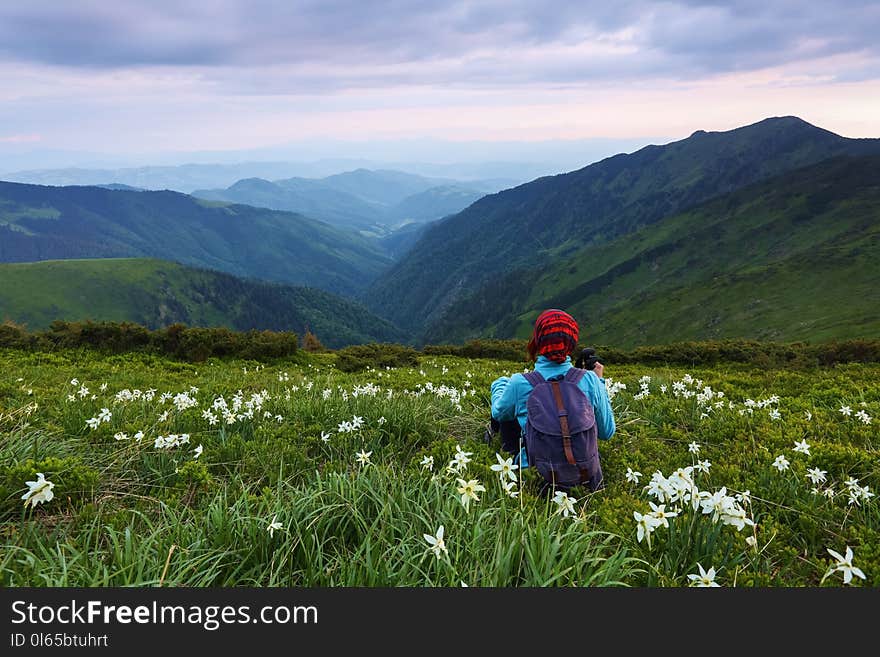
[
  {"left": 0, "top": 162, "right": 313, "bottom": 194},
  {"left": 192, "top": 168, "right": 492, "bottom": 233},
  {"left": 366, "top": 116, "right": 880, "bottom": 337},
  {"left": 192, "top": 176, "right": 388, "bottom": 231},
  {"left": 0, "top": 258, "right": 405, "bottom": 348},
  {"left": 0, "top": 181, "right": 391, "bottom": 296},
  {"left": 387, "top": 185, "right": 485, "bottom": 224},
  {"left": 318, "top": 168, "right": 455, "bottom": 206}
]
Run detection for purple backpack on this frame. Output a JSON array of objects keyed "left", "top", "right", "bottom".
[{"left": 523, "top": 368, "right": 603, "bottom": 492}]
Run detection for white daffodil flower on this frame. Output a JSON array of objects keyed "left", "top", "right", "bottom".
[
  {"left": 423, "top": 525, "right": 448, "bottom": 559},
  {"left": 806, "top": 468, "right": 827, "bottom": 485},
  {"left": 456, "top": 478, "right": 485, "bottom": 513},
  {"left": 648, "top": 501, "right": 678, "bottom": 528},
  {"left": 625, "top": 468, "right": 642, "bottom": 484},
  {"left": 793, "top": 439, "right": 811, "bottom": 455},
  {"left": 502, "top": 480, "right": 519, "bottom": 498},
  {"left": 688, "top": 563, "right": 720, "bottom": 587},
  {"left": 490, "top": 453, "right": 518, "bottom": 482},
  {"left": 451, "top": 445, "right": 472, "bottom": 471},
  {"left": 772, "top": 455, "right": 790, "bottom": 472},
  {"left": 22, "top": 473, "right": 55, "bottom": 509},
  {"left": 267, "top": 515, "right": 283, "bottom": 538},
  {"left": 552, "top": 491, "right": 577, "bottom": 518},
  {"left": 699, "top": 487, "right": 729, "bottom": 522},
  {"left": 825, "top": 547, "right": 866, "bottom": 585},
  {"left": 633, "top": 511, "right": 660, "bottom": 547}
]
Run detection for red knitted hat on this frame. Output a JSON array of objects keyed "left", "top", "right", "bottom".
[{"left": 527, "top": 309, "right": 579, "bottom": 363}]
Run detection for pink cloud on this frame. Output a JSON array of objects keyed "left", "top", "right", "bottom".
[{"left": 0, "top": 134, "right": 42, "bottom": 143}]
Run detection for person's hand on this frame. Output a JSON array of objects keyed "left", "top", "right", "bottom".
[{"left": 592, "top": 361, "right": 605, "bottom": 378}]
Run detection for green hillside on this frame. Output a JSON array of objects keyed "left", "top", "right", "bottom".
[
  {"left": 0, "top": 258, "right": 405, "bottom": 348},
  {"left": 424, "top": 155, "right": 880, "bottom": 346},
  {"left": 0, "top": 182, "right": 391, "bottom": 296},
  {"left": 366, "top": 116, "right": 880, "bottom": 334}
]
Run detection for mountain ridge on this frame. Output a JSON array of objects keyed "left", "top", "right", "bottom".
[
  {"left": 365, "top": 116, "right": 880, "bottom": 337},
  {"left": 192, "top": 168, "right": 493, "bottom": 233},
  {"left": 0, "top": 181, "right": 391, "bottom": 297},
  {"left": 421, "top": 153, "right": 880, "bottom": 346}
]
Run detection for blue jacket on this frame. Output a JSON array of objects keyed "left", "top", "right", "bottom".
[{"left": 490, "top": 355, "right": 616, "bottom": 440}]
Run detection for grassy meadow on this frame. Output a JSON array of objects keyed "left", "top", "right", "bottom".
[{"left": 1, "top": 346, "right": 877, "bottom": 587}]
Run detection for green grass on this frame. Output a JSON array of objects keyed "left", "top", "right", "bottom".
[{"left": 1, "top": 346, "right": 877, "bottom": 587}]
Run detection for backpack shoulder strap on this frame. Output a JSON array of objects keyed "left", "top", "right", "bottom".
[
  {"left": 523, "top": 370, "right": 545, "bottom": 387},
  {"left": 548, "top": 379, "right": 577, "bottom": 466},
  {"left": 564, "top": 367, "right": 587, "bottom": 385}
]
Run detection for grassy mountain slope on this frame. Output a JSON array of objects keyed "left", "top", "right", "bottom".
[
  {"left": 0, "top": 258, "right": 405, "bottom": 348},
  {"left": 424, "top": 155, "right": 880, "bottom": 347},
  {"left": 0, "top": 182, "right": 391, "bottom": 296},
  {"left": 367, "top": 116, "right": 880, "bottom": 333}
]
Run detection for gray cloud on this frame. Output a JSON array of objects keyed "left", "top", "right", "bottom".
[{"left": 0, "top": 0, "right": 877, "bottom": 89}]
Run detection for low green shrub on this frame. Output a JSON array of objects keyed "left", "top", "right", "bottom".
[
  {"left": 588, "top": 339, "right": 880, "bottom": 368},
  {"left": 335, "top": 343, "right": 420, "bottom": 372},
  {"left": 0, "top": 320, "right": 298, "bottom": 362}
]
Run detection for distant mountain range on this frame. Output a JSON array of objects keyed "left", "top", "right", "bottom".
[
  {"left": 1, "top": 161, "right": 519, "bottom": 197},
  {"left": 0, "top": 162, "right": 311, "bottom": 194},
  {"left": 366, "top": 116, "right": 880, "bottom": 345},
  {"left": 2, "top": 116, "right": 878, "bottom": 349},
  {"left": 0, "top": 182, "right": 391, "bottom": 297},
  {"left": 0, "top": 258, "right": 404, "bottom": 348},
  {"left": 192, "top": 169, "right": 494, "bottom": 232},
  {"left": 1, "top": 165, "right": 506, "bottom": 235}
]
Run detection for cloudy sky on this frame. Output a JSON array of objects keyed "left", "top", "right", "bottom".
[{"left": 1, "top": 0, "right": 879, "bottom": 167}]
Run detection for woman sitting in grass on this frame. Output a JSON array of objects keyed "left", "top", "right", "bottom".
[{"left": 487, "top": 309, "right": 616, "bottom": 493}]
